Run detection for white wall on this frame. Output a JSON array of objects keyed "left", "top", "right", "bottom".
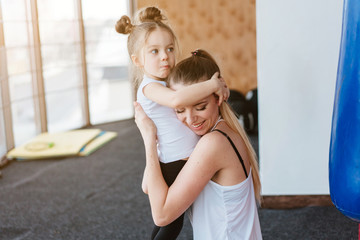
[{"left": 256, "top": 0, "right": 344, "bottom": 195}]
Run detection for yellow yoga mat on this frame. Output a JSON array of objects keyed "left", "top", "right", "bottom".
[
  {"left": 7, "top": 129, "right": 116, "bottom": 160},
  {"left": 79, "top": 131, "right": 117, "bottom": 156}
]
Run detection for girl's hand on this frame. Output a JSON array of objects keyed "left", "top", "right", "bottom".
[
  {"left": 211, "top": 72, "right": 230, "bottom": 105},
  {"left": 134, "top": 102, "right": 157, "bottom": 144}
]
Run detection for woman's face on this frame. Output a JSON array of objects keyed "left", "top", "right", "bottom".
[{"left": 171, "top": 82, "right": 220, "bottom": 136}]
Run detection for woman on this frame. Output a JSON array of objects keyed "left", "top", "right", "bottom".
[
  {"left": 135, "top": 49, "right": 262, "bottom": 239},
  {"left": 116, "top": 7, "right": 228, "bottom": 239}
]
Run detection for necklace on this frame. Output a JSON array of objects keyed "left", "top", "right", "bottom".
[{"left": 210, "top": 116, "right": 224, "bottom": 132}]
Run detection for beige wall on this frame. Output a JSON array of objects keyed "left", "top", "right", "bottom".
[{"left": 135, "top": 0, "right": 257, "bottom": 94}]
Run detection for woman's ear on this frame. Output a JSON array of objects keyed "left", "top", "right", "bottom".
[{"left": 131, "top": 55, "right": 142, "bottom": 67}]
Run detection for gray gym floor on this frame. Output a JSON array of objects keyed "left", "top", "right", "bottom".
[{"left": 0, "top": 119, "right": 358, "bottom": 239}]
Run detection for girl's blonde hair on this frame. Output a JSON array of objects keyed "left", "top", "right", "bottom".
[
  {"left": 169, "top": 49, "right": 262, "bottom": 204},
  {"left": 115, "top": 7, "right": 179, "bottom": 94}
]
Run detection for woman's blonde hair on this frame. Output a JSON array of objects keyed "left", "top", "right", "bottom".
[
  {"left": 115, "top": 7, "right": 179, "bottom": 94},
  {"left": 169, "top": 49, "right": 261, "bottom": 204}
]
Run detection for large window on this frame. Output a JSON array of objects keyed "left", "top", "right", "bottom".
[
  {"left": 38, "top": 0, "right": 86, "bottom": 132},
  {"left": 0, "top": 0, "right": 132, "bottom": 157},
  {"left": 82, "top": 0, "right": 132, "bottom": 124},
  {"left": 1, "top": 0, "right": 38, "bottom": 147}
]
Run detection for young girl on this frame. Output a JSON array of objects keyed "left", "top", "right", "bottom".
[
  {"left": 134, "top": 49, "right": 262, "bottom": 240},
  {"left": 115, "top": 7, "right": 229, "bottom": 240}
]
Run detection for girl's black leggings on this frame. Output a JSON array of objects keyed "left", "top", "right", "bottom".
[{"left": 151, "top": 160, "right": 187, "bottom": 240}]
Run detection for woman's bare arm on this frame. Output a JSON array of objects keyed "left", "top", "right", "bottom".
[
  {"left": 134, "top": 102, "right": 222, "bottom": 226},
  {"left": 150, "top": 135, "right": 222, "bottom": 226}
]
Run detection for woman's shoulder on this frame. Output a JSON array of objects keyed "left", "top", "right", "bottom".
[
  {"left": 196, "top": 130, "right": 231, "bottom": 152},
  {"left": 199, "top": 127, "right": 244, "bottom": 154},
  {"left": 201, "top": 130, "right": 226, "bottom": 140},
  {"left": 190, "top": 130, "right": 237, "bottom": 174}
]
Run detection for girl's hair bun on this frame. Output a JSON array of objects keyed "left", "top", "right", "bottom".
[
  {"left": 115, "top": 15, "right": 134, "bottom": 34},
  {"left": 138, "top": 6, "right": 166, "bottom": 23}
]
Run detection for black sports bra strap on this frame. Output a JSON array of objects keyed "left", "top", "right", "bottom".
[{"left": 212, "top": 129, "right": 248, "bottom": 178}]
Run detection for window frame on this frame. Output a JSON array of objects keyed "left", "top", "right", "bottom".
[{"left": 0, "top": 0, "right": 132, "bottom": 159}]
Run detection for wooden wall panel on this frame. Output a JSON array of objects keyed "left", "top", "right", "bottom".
[{"left": 136, "top": 0, "right": 257, "bottom": 94}]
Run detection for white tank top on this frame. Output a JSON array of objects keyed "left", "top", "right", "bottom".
[
  {"left": 137, "top": 76, "right": 200, "bottom": 163},
  {"left": 188, "top": 169, "right": 262, "bottom": 240}
]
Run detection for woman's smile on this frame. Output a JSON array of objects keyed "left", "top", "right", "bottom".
[{"left": 191, "top": 121, "right": 205, "bottom": 129}]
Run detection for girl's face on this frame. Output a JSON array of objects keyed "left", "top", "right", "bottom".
[
  {"left": 171, "top": 82, "right": 220, "bottom": 136},
  {"left": 139, "top": 28, "right": 176, "bottom": 80}
]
